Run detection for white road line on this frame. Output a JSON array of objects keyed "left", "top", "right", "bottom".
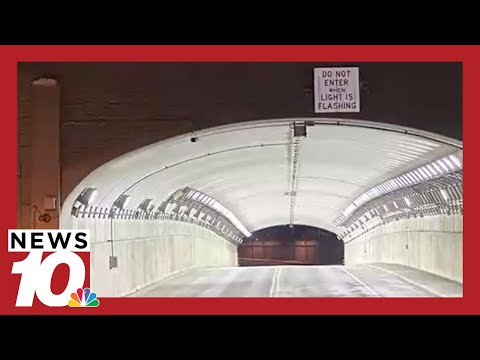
[
  {"left": 275, "top": 267, "right": 282, "bottom": 295},
  {"left": 366, "top": 264, "right": 445, "bottom": 297},
  {"left": 269, "top": 267, "right": 281, "bottom": 297},
  {"left": 339, "top": 267, "right": 380, "bottom": 297}
]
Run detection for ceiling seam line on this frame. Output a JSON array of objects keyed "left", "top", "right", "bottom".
[{"left": 289, "top": 135, "right": 303, "bottom": 227}]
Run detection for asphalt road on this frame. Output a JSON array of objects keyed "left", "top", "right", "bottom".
[{"left": 130, "top": 264, "right": 462, "bottom": 298}]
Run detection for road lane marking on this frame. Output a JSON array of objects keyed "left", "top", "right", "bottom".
[
  {"left": 275, "top": 267, "right": 282, "bottom": 295},
  {"left": 366, "top": 264, "right": 445, "bottom": 297},
  {"left": 339, "top": 267, "right": 380, "bottom": 297},
  {"left": 269, "top": 267, "right": 282, "bottom": 297}
]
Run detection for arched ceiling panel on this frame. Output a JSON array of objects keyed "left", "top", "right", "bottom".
[{"left": 62, "top": 119, "right": 461, "bottom": 235}]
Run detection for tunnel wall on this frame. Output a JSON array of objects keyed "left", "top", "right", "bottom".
[
  {"left": 72, "top": 217, "right": 238, "bottom": 297},
  {"left": 344, "top": 214, "right": 463, "bottom": 283}
]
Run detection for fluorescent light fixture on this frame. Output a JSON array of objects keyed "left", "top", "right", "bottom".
[
  {"left": 437, "top": 159, "right": 449, "bottom": 172},
  {"left": 432, "top": 162, "right": 443, "bottom": 174},
  {"left": 148, "top": 203, "right": 155, "bottom": 213},
  {"left": 398, "top": 177, "right": 408, "bottom": 186},
  {"left": 421, "top": 166, "right": 432, "bottom": 178},
  {"left": 393, "top": 201, "right": 398, "bottom": 209},
  {"left": 71, "top": 187, "right": 97, "bottom": 216},
  {"left": 404, "top": 197, "right": 411, "bottom": 207},
  {"left": 383, "top": 205, "right": 389, "bottom": 212},
  {"left": 449, "top": 154, "right": 462, "bottom": 168},
  {"left": 172, "top": 189, "right": 186, "bottom": 200},
  {"left": 166, "top": 202, "right": 178, "bottom": 214},
  {"left": 182, "top": 188, "right": 252, "bottom": 238},
  {"left": 441, "top": 189, "right": 449, "bottom": 201},
  {"left": 113, "top": 194, "right": 130, "bottom": 210},
  {"left": 406, "top": 173, "right": 416, "bottom": 184},
  {"left": 442, "top": 157, "right": 456, "bottom": 171},
  {"left": 359, "top": 193, "right": 369, "bottom": 202},
  {"left": 405, "top": 175, "right": 414, "bottom": 184},
  {"left": 88, "top": 189, "right": 97, "bottom": 204},
  {"left": 343, "top": 203, "right": 357, "bottom": 217},
  {"left": 389, "top": 180, "right": 398, "bottom": 190},
  {"left": 137, "top": 198, "right": 153, "bottom": 212},
  {"left": 415, "top": 169, "right": 427, "bottom": 180},
  {"left": 426, "top": 164, "right": 437, "bottom": 176},
  {"left": 409, "top": 172, "right": 420, "bottom": 182},
  {"left": 79, "top": 187, "right": 97, "bottom": 205}
]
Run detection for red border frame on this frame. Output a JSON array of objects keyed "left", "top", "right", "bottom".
[{"left": 0, "top": 45, "right": 472, "bottom": 315}]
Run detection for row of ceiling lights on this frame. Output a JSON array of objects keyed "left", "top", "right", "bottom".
[
  {"left": 172, "top": 188, "right": 251, "bottom": 237},
  {"left": 339, "top": 183, "right": 462, "bottom": 239},
  {"left": 334, "top": 151, "right": 463, "bottom": 227},
  {"left": 71, "top": 186, "right": 252, "bottom": 238}
]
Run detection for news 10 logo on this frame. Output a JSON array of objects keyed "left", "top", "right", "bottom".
[{"left": 8, "top": 229, "right": 100, "bottom": 308}]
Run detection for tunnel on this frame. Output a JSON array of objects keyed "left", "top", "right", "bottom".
[
  {"left": 238, "top": 225, "right": 344, "bottom": 266},
  {"left": 60, "top": 118, "right": 463, "bottom": 297}
]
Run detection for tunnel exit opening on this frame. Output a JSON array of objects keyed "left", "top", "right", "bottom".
[{"left": 238, "top": 225, "right": 344, "bottom": 267}]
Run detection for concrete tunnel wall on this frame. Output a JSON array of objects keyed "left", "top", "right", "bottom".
[
  {"left": 72, "top": 216, "right": 238, "bottom": 297},
  {"left": 344, "top": 214, "right": 463, "bottom": 283}
]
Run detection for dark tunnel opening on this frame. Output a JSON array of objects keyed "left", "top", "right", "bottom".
[{"left": 238, "top": 225, "right": 344, "bottom": 266}]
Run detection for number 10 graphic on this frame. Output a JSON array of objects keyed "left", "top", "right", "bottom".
[{"left": 12, "top": 251, "right": 86, "bottom": 307}]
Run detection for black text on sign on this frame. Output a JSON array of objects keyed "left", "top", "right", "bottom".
[{"left": 314, "top": 67, "right": 360, "bottom": 113}]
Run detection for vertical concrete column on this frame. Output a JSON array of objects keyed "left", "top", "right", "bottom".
[{"left": 30, "top": 78, "right": 60, "bottom": 229}]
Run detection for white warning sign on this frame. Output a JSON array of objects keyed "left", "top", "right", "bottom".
[{"left": 314, "top": 67, "right": 360, "bottom": 113}]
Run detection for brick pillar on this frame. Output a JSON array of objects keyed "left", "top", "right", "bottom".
[{"left": 30, "top": 78, "right": 60, "bottom": 229}]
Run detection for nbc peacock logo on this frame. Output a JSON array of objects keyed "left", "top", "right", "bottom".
[{"left": 67, "top": 288, "right": 100, "bottom": 307}]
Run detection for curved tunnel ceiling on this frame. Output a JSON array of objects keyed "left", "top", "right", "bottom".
[{"left": 61, "top": 118, "right": 462, "bottom": 234}]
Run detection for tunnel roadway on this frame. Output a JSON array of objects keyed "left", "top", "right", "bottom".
[{"left": 130, "top": 263, "right": 462, "bottom": 298}]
